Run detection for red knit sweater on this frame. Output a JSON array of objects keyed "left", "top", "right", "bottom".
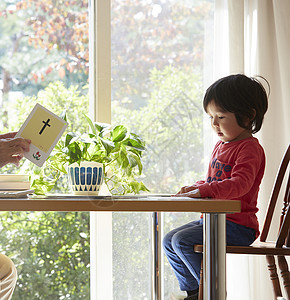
[{"left": 196, "top": 137, "right": 265, "bottom": 238}]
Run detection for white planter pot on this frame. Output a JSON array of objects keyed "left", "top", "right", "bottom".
[{"left": 67, "top": 161, "right": 104, "bottom": 195}]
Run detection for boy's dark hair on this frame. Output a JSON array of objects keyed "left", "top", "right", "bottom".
[{"left": 203, "top": 74, "right": 269, "bottom": 134}]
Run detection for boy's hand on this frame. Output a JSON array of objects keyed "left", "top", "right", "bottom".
[
  {"left": 176, "top": 185, "right": 197, "bottom": 194},
  {"left": 175, "top": 185, "right": 201, "bottom": 198}
]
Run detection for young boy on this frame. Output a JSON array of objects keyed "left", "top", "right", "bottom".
[{"left": 163, "top": 74, "right": 268, "bottom": 300}]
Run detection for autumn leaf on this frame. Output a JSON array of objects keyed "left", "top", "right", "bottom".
[
  {"left": 45, "top": 66, "right": 53, "bottom": 75},
  {"left": 60, "top": 58, "right": 67, "bottom": 66},
  {"left": 58, "top": 67, "right": 66, "bottom": 78},
  {"left": 66, "top": 63, "right": 74, "bottom": 73},
  {"left": 32, "top": 73, "right": 38, "bottom": 83}
]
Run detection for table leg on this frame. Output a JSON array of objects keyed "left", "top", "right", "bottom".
[
  {"left": 151, "top": 212, "right": 162, "bottom": 300},
  {"left": 203, "top": 213, "right": 226, "bottom": 300}
]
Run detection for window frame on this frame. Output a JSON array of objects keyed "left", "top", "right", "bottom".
[{"left": 89, "top": 1, "right": 113, "bottom": 299}]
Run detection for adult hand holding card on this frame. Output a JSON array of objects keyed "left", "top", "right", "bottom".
[{"left": 15, "top": 103, "right": 68, "bottom": 167}]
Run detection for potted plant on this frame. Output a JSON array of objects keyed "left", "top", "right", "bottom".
[{"left": 31, "top": 115, "right": 149, "bottom": 195}]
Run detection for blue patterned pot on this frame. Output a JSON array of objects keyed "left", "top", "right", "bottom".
[{"left": 68, "top": 161, "right": 104, "bottom": 195}]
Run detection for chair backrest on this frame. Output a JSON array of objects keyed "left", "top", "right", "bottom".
[
  {"left": 276, "top": 174, "right": 290, "bottom": 247},
  {"left": 259, "top": 144, "right": 290, "bottom": 246}
]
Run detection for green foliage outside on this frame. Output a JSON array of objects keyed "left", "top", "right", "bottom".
[
  {"left": 112, "top": 65, "right": 205, "bottom": 193},
  {"left": 0, "top": 211, "right": 90, "bottom": 299}
]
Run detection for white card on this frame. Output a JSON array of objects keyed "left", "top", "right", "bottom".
[{"left": 15, "top": 103, "right": 68, "bottom": 167}]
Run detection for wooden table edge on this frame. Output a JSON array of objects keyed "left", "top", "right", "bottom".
[{"left": 0, "top": 197, "right": 241, "bottom": 213}]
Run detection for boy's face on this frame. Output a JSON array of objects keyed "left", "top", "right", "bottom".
[{"left": 206, "top": 101, "right": 252, "bottom": 143}]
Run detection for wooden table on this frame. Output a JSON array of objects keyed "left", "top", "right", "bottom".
[{"left": 0, "top": 195, "right": 241, "bottom": 300}]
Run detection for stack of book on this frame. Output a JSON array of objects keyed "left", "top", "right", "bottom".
[{"left": 0, "top": 174, "right": 30, "bottom": 192}]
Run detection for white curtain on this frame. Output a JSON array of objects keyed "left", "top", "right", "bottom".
[{"left": 214, "top": 0, "right": 290, "bottom": 299}]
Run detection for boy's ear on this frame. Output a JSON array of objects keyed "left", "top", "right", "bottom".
[
  {"left": 250, "top": 109, "right": 256, "bottom": 121},
  {"left": 243, "top": 109, "right": 256, "bottom": 129}
]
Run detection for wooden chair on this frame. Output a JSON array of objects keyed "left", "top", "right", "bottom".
[{"left": 194, "top": 144, "right": 290, "bottom": 299}]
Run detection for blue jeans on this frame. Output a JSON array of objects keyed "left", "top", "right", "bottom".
[{"left": 162, "top": 218, "right": 256, "bottom": 291}]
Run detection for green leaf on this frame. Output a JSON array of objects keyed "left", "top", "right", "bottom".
[
  {"left": 31, "top": 178, "right": 56, "bottom": 195},
  {"left": 128, "top": 152, "right": 143, "bottom": 175},
  {"left": 84, "top": 114, "right": 96, "bottom": 135},
  {"left": 50, "top": 158, "right": 67, "bottom": 174},
  {"left": 127, "top": 153, "right": 137, "bottom": 168},
  {"left": 130, "top": 133, "right": 144, "bottom": 144},
  {"left": 67, "top": 142, "right": 83, "bottom": 163},
  {"left": 90, "top": 153, "right": 108, "bottom": 163},
  {"left": 59, "top": 109, "right": 67, "bottom": 121},
  {"left": 119, "top": 147, "right": 129, "bottom": 169},
  {"left": 65, "top": 132, "right": 78, "bottom": 146},
  {"left": 94, "top": 121, "right": 111, "bottom": 135},
  {"left": 128, "top": 181, "right": 150, "bottom": 194},
  {"left": 123, "top": 135, "right": 145, "bottom": 151},
  {"left": 129, "top": 181, "right": 140, "bottom": 194},
  {"left": 78, "top": 136, "right": 94, "bottom": 144},
  {"left": 111, "top": 125, "right": 127, "bottom": 142},
  {"left": 99, "top": 137, "right": 115, "bottom": 155},
  {"left": 139, "top": 181, "right": 150, "bottom": 192}
]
